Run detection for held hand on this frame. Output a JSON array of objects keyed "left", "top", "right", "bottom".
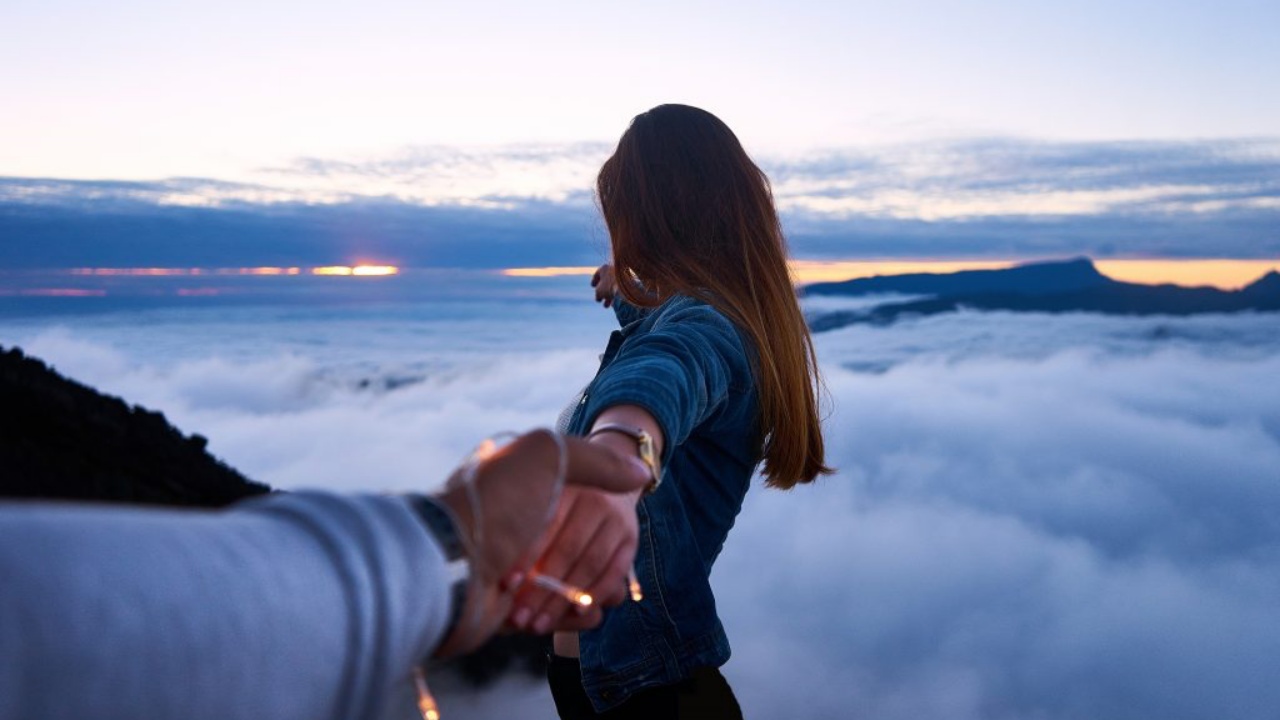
[
  {"left": 432, "top": 431, "right": 649, "bottom": 657},
  {"left": 506, "top": 406, "right": 661, "bottom": 636},
  {"left": 591, "top": 263, "right": 618, "bottom": 308},
  {"left": 506, "top": 479, "right": 643, "bottom": 635}
]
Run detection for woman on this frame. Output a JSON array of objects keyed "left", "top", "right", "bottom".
[{"left": 509, "top": 104, "right": 830, "bottom": 718}]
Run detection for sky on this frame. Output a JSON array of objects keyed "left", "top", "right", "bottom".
[
  {"left": 3, "top": 0, "right": 1277, "bottom": 179},
  {"left": 4, "top": 301, "right": 1277, "bottom": 719},
  {"left": 3, "top": 4, "right": 1278, "bottom": 714},
  {"left": 1, "top": 0, "right": 1278, "bottom": 280}
]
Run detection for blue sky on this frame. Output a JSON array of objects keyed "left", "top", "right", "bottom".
[{"left": 1, "top": 0, "right": 1277, "bottom": 269}]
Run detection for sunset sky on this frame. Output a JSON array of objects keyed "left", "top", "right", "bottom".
[
  {"left": 4, "top": 0, "right": 1278, "bottom": 180},
  {"left": 1, "top": 0, "right": 1277, "bottom": 284},
  {"left": 3, "top": 5, "right": 1279, "bottom": 716}
]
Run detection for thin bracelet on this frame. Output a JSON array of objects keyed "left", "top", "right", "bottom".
[{"left": 587, "top": 422, "right": 661, "bottom": 494}]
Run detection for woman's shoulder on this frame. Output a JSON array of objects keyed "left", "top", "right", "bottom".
[
  {"left": 648, "top": 294, "right": 733, "bottom": 329},
  {"left": 641, "top": 294, "right": 749, "bottom": 357}
]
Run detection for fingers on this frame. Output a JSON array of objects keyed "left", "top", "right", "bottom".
[
  {"left": 592, "top": 263, "right": 617, "bottom": 307},
  {"left": 561, "top": 436, "right": 650, "bottom": 493},
  {"left": 584, "top": 540, "right": 636, "bottom": 609},
  {"left": 527, "top": 512, "right": 625, "bottom": 631},
  {"left": 508, "top": 489, "right": 603, "bottom": 634},
  {"left": 506, "top": 482, "right": 640, "bottom": 636}
]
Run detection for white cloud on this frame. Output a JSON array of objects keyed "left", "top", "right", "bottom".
[
  {"left": 5, "top": 138, "right": 1277, "bottom": 227},
  {"left": 713, "top": 320, "right": 1280, "bottom": 719},
  {"left": 5, "top": 307, "right": 1280, "bottom": 719}
]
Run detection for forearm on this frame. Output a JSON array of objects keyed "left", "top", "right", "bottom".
[
  {"left": 590, "top": 406, "right": 664, "bottom": 462},
  {"left": 0, "top": 492, "right": 449, "bottom": 720}
]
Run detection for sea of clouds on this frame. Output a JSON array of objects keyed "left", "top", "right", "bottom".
[{"left": 4, "top": 301, "right": 1279, "bottom": 719}]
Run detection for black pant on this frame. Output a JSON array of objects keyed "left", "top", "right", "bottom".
[{"left": 547, "top": 654, "right": 744, "bottom": 719}]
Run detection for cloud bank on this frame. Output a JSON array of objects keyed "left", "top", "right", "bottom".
[
  {"left": 3, "top": 137, "right": 1278, "bottom": 270},
  {"left": 5, "top": 304, "right": 1278, "bottom": 719}
]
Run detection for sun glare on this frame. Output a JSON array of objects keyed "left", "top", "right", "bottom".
[{"left": 311, "top": 265, "right": 400, "bottom": 276}]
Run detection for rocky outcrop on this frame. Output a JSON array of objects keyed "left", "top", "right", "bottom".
[{"left": 0, "top": 346, "right": 269, "bottom": 505}]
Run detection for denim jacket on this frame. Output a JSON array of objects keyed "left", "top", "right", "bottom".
[{"left": 565, "top": 294, "right": 760, "bottom": 711}]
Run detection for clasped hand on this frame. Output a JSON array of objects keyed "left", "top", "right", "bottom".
[{"left": 431, "top": 430, "right": 646, "bottom": 657}]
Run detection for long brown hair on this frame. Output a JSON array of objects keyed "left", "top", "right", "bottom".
[{"left": 597, "top": 104, "right": 831, "bottom": 488}]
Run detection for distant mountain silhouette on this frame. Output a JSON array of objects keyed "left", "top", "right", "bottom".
[
  {"left": 804, "top": 259, "right": 1280, "bottom": 332},
  {"left": 805, "top": 257, "right": 1112, "bottom": 298},
  {"left": 1242, "top": 270, "right": 1280, "bottom": 298}
]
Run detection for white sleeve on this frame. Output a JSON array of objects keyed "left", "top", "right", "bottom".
[{"left": 0, "top": 491, "right": 454, "bottom": 720}]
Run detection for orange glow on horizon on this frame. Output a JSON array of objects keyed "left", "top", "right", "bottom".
[
  {"left": 72, "top": 267, "right": 201, "bottom": 277},
  {"left": 1092, "top": 259, "right": 1279, "bottom": 290},
  {"left": 500, "top": 258, "right": 1277, "bottom": 291},
  {"left": 793, "top": 258, "right": 1277, "bottom": 290},
  {"left": 502, "top": 266, "right": 597, "bottom": 278},
  {"left": 311, "top": 265, "right": 399, "bottom": 276},
  {"left": 788, "top": 259, "right": 1017, "bottom": 284},
  {"left": 63, "top": 265, "right": 394, "bottom": 278},
  {"left": 29, "top": 259, "right": 1278, "bottom": 292},
  {"left": 233, "top": 267, "right": 301, "bottom": 276}
]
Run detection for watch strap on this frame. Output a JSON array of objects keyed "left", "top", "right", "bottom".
[{"left": 406, "top": 494, "right": 470, "bottom": 641}]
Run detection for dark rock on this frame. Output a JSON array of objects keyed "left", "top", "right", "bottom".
[{"left": 0, "top": 345, "right": 270, "bottom": 506}]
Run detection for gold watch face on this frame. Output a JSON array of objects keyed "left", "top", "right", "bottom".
[{"left": 636, "top": 432, "right": 661, "bottom": 492}]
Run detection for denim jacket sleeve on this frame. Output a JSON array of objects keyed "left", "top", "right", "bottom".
[
  {"left": 582, "top": 299, "right": 746, "bottom": 470},
  {"left": 611, "top": 295, "right": 649, "bottom": 328},
  {"left": 568, "top": 296, "right": 757, "bottom": 711}
]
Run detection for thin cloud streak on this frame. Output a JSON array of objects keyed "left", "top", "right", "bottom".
[
  {"left": 4, "top": 136, "right": 1277, "bottom": 268},
  {"left": 5, "top": 138, "right": 1278, "bottom": 222}
]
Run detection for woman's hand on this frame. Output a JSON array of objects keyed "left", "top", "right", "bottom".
[
  {"left": 432, "top": 430, "right": 650, "bottom": 657},
  {"left": 591, "top": 263, "right": 617, "bottom": 308},
  {"left": 506, "top": 478, "right": 643, "bottom": 635},
  {"left": 508, "top": 405, "right": 664, "bottom": 638}
]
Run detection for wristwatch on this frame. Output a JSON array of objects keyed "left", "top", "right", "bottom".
[
  {"left": 587, "top": 423, "right": 662, "bottom": 494},
  {"left": 406, "top": 495, "right": 470, "bottom": 640}
]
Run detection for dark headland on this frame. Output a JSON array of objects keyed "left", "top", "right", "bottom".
[
  {"left": 0, "top": 345, "right": 544, "bottom": 685},
  {"left": 802, "top": 257, "right": 1280, "bottom": 332},
  {"left": 0, "top": 346, "right": 270, "bottom": 505}
]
